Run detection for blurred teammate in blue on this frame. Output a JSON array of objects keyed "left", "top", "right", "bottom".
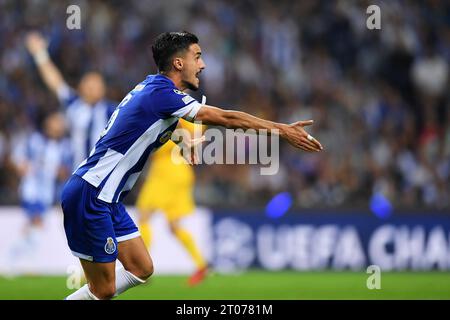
[
  {"left": 25, "top": 32, "right": 116, "bottom": 168},
  {"left": 62, "top": 31, "right": 323, "bottom": 300},
  {"left": 11, "top": 112, "right": 72, "bottom": 263}
]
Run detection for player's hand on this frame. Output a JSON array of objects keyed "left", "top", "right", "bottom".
[
  {"left": 179, "top": 135, "right": 206, "bottom": 165},
  {"left": 25, "top": 32, "right": 48, "bottom": 55},
  {"left": 282, "top": 120, "right": 323, "bottom": 152}
]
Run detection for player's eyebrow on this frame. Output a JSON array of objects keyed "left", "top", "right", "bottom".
[{"left": 195, "top": 51, "right": 202, "bottom": 56}]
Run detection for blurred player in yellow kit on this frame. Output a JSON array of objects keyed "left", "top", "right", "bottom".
[{"left": 136, "top": 119, "right": 208, "bottom": 286}]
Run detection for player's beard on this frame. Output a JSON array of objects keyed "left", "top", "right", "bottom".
[{"left": 182, "top": 77, "right": 199, "bottom": 91}]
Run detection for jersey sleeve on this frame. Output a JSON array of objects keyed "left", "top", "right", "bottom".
[
  {"left": 154, "top": 88, "right": 202, "bottom": 121},
  {"left": 106, "top": 101, "right": 118, "bottom": 118},
  {"left": 56, "top": 83, "right": 79, "bottom": 109}
]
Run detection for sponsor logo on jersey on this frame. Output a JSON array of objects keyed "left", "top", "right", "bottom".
[{"left": 173, "top": 89, "right": 187, "bottom": 96}]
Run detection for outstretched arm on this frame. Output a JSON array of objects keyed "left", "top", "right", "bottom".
[
  {"left": 192, "top": 105, "right": 323, "bottom": 152},
  {"left": 25, "top": 32, "right": 67, "bottom": 95}
]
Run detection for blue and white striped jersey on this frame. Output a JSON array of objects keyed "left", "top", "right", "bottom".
[
  {"left": 57, "top": 85, "right": 116, "bottom": 168},
  {"left": 74, "top": 74, "right": 202, "bottom": 203},
  {"left": 13, "top": 132, "right": 72, "bottom": 206}
]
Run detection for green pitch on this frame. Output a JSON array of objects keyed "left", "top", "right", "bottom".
[{"left": 1, "top": 271, "right": 449, "bottom": 300}]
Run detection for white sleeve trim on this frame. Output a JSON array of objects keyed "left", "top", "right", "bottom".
[{"left": 171, "top": 100, "right": 202, "bottom": 121}]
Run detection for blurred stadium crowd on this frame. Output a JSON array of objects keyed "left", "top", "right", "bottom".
[{"left": 0, "top": 0, "right": 449, "bottom": 209}]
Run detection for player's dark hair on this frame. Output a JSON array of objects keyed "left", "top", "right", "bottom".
[{"left": 151, "top": 31, "right": 199, "bottom": 73}]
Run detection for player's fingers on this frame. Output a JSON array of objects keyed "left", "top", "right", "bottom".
[
  {"left": 299, "top": 120, "right": 314, "bottom": 127},
  {"left": 191, "top": 135, "right": 206, "bottom": 147},
  {"left": 298, "top": 139, "right": 316, "bottom": 152},
  {"left": 192, "top": 148, "right": 200, "bottom": 164},
  {"left": 181, "top": 146, "right": 193, "bottom": 165},
  {"left": 301, "top": 137, "right": 321, "bottom": 152},
  {"left": 194, "top": 141, "right": 203, "bottom": 164},
  {"left": 306, "top": 134, "right": 323, "bottom": 150},
  {"left": 301, "top": 144, "right": 315, "bottom": 152}
]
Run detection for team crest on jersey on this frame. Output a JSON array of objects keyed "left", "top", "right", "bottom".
[
  {"left": 173, "top": 89, "right": 187, "bottom": 96},
  {"left": 104, "top": 237, "right": 116, "bottom": 254},
  {"left": 159, "top": 131, "right": 172, "bottom": 144}
]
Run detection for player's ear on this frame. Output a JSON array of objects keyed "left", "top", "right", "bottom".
[{"left": 173, "top": 57, "right": 183, "bottom": 71}]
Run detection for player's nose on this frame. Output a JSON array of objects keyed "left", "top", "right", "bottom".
[{"left": 199, "top": 58, "right": 206, "bottom": 69}]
